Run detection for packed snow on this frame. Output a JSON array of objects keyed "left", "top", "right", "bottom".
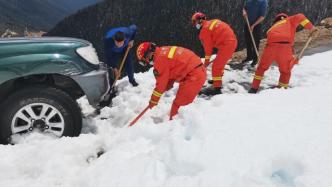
[{"left": 1, "top": 50, "right": 332, "bottom": 187}]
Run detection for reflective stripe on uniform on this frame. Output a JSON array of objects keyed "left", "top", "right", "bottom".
[
  {"left": 300, "top": 19, "right": 310, "bottom": 27},
  {"left": 167, "top": 47, "right": 177, "bottom": 59},
  {"left": 212, "top": 77, "right": 222, "bottom": 81},
  {"left": 267, "top": 20, "right": 287, "bottom": 33},
  {"left": 152, "top": 90, "right": 163, "bottom": 97},
  {"left": 254, "top": 75, "right": 263, "bottom": 80},
  {"left": 278, "top": 82, "right": 289, "bottom": 88},
  {"left": 209, "top": 20, "right": 219, "bottom": 30},
  {"left": 150, "top": 100, "right": 158, "bottom": 104}
]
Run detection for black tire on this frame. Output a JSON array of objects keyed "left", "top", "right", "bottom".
[{"left": 0, "top": 85, "right": 82, "bottom": 144}]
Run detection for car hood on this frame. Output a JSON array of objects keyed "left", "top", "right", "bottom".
[{"left": 0, "top": 37, "right": 90, "bottom": 46}]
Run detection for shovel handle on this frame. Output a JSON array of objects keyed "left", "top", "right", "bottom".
[
  {"left": 129, "top": 106, "right": 150, "bottom": 127},
  {"left": 297, "top": 36, "right": 313, "bottom": 60},
  {"left": 111, "top": 46, "right": 131, "bottom": 89},
  {"left": 244, "top": 14, "right": 260, "bottom": 62}
]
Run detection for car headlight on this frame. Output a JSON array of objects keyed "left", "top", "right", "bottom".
[{"left": 76, "top": 45, "right": 100, "bottom": 65}]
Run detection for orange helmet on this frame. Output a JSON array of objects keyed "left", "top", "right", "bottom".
[
  {"left": 191, "top": 12, "right": 206, "bottom": 25},
  {"left": 274, "top": 13, "right": 288, "bottom": 23},
  {"left": 136, "top": 42, "right": 156, "bottom": 66}
]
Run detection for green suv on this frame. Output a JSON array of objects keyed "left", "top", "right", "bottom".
[{"left": 0, "top": 37, "right": 111, "bottom": 144}]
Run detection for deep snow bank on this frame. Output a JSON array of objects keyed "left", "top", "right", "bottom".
[{"left": 0, "top": 51, "right": 332, "bottom": 187}]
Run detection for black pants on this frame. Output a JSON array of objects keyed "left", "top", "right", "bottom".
[
  {"left": 106, "top": 50, "right": 135, "bottom": 86},
  {"left": 244, "top": 23, "right": 262, "bottom": 63}
]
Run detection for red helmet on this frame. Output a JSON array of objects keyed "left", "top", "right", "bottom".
[
  {"left": 136, "top": 42, "right": 156, "bottom": 66},
  {"left": 192, "top": 12, "right": 206, "bottom": 25},
  {"left": 274, "top": 13, "right": 288, "bottom": 23}
]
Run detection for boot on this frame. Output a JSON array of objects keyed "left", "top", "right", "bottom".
[
  {"left": 248, "top": 88, "right": 258, "bottom": 94},
  {"left": 130, "top": 79, "right": 139, "bottom": 87},
  {"left": 199, "top": 86, "right": 222, "bottom": 96},
  {"left": 250, "top": 60, "right": 258, "bottom": 67},
  {"left": 242, "top": 57, "right": 253, "bottom": 64},
  {"left": 207, "top": 80, "right": 213, "bottom": 84}
]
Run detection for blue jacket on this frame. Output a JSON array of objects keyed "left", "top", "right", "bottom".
[
  {"left": 104, "top": 25, "right": 137, "bottom": 67},
  {"left": 244, "top": 0, "right": 268, "bottom": 24}
]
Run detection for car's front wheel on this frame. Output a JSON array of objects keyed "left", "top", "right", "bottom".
[{"left": 0, "top": 85, "right": 82, "bottom": 144}]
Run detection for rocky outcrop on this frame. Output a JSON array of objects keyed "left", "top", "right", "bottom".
[
  {"left": 47, "top": 0, "right": 332, "bottom": 63},
  {"left": 320, "top": 18, "right": 332, "bottom": 29}
]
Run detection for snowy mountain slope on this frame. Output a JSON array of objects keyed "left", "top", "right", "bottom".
[
  {"left": 0, "top": 51, "right": 332, "bottom": 187},
  {"left": 0, "top": 0, "right": 102, "bottom": 33}
]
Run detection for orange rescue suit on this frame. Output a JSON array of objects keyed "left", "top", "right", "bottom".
[
  {"left": 199, "top": 19, "right": 238, "bottom": 88},
  {"left": 252, "top": 14, "right": 314, "bottom": 89},
  {"left": 150, "top": 46, "right": 206, "bottom": 120}
]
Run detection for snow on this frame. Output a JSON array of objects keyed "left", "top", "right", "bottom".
[{"left": 1, "top": 50, "right": 332, "bottom": 187}]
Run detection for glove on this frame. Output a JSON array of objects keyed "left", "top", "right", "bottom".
[
  {"left": 149, "top": 100, "right": 158, "bottom": 109},
  {"left": 242, "top": 9, "right": 247, "bottom": 17},
  {"left": 113, "top": 68, "right": 120, "bottom": 79},
  {"left": 128, "top": 40, "right": 134, "bottom": 48}
]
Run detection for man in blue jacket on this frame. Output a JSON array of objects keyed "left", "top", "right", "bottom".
[
  {"left": 104, "top": 24, "right": 139, "bottom": 87},
  {"left": 242, "top": 0, "right": 268, "bottom": 67}
]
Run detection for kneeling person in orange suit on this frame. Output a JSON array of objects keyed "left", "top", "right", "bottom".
[
  {"left": 136, "top": 42, "right": 207, "bottom": 120},
  {"left": 249, "top": 13, "right": 318, "bottom": 93},
  {"left": 192, "top": 12, "right": 238, "bottom": 96}
]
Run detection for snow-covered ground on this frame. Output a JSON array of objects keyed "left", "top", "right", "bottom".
[{"left": 1, "top": 50, "right": 332, "bottom": 187}]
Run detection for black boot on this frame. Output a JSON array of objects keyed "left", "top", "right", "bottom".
[
  {"left": 242, "top": 57, "right": 253, "bottom": 64},
  {"left": 208, "top": 80, "right": 213, "bottom": 84},
  {"left": 248, "top": 88, "right": 258, "bottom": 94},
  {"left": 199, "top": 86, "right": 222, "bottom": 96},
  {"left": 130, "top": 79, "right": 139, "bottom": 87},
  {"left": 250, "top": 60, "right": 258, "bottom": 67}
]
